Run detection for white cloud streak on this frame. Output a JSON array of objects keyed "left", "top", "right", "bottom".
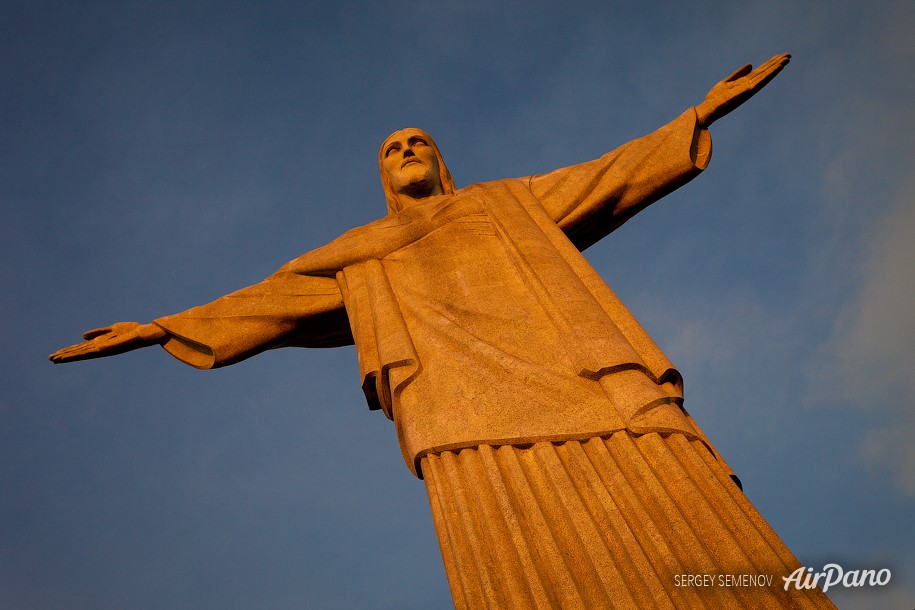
[{"left": 823, "top": 180, "right": 915, "bottom": 495}]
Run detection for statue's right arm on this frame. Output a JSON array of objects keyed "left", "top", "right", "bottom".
[
  {"left": 49, "top": 322, "right": 168, "bottom": 364},
  {"left": 50, "top": 271, "right": 351, "bottom": 369},
  {"left": 49, "top": 217, "right": 391, "bottom": 369}
]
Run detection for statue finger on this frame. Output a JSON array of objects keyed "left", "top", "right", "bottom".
[
  {"left": 68, "top": 342, "right": 98, "bottom": 356},
  {"left": 748, "top": 61, "right": 788, "bottom": 90},
  {"left": 49, "top": 342, "right": 99, "bottom": 362},
  {"left": 49, "top": 350, "right": 78, "bottom": 363},
  {"left": 83, "top": 326, "right": 113, "bottom": 340},
  {"left": 770, "top": 52, "right": 791, "bottom": 65},
  {"left": 751, "top": 54, "right": 790, "bottom": 81},
  {"left": 724, "top": 64, "right": 752, "bottom": 82}
]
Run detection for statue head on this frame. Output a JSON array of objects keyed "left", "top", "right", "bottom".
[{"left": 379, "top": 128, "right": 455, "bottom": 214}]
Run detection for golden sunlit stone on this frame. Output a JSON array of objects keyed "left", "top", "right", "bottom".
[{"left": 51, "top": 53, "right": 834, "bottom": 608}]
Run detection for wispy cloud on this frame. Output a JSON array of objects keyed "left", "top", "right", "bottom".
[{"left": 819, "top": 180, "right": 915, "bottom": 494}]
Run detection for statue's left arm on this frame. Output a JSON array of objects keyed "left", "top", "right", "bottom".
[{"left": 530, "top": 54, "right": 789, "bottom": 250}]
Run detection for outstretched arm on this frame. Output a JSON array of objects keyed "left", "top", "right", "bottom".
[
  {"left": 49, "top": 322, "right": 167, "bottom": 363},
  {"left": 49, "top": 271, "right": 350, "bottom": 369},
  {"left": 695, "top": 53, "right": 790, "bottom": 127},
  {"left": 530, "top": 53, "right": 790, "bottom": 249}
]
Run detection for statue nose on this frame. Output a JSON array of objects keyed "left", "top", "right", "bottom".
[{"left": 403, "top": 148, "right": 415, "bottom": 157}]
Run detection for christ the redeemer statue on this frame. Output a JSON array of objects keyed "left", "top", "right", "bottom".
[{"left": 52, "top": 54, "right": 834, "bottom": 608}]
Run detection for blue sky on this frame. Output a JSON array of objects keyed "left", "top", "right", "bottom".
[{"left": 2, "top": 1, "right": 913, "bottom": 608}]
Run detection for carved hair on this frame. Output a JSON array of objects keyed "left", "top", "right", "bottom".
[{"left": 379, "top": 128, "right": 455, "bottom": 214}]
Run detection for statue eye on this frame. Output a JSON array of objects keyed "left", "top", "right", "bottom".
[{"left": 384, "top": 145, "right": 400, "bottom": 157}]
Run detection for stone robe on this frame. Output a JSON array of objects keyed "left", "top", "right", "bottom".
[
  {"left": 151, "top": 108, "right": 834, "bottom": 608},
  {"left": 154, "top": 108, "right": 711, "bottom": 476}
]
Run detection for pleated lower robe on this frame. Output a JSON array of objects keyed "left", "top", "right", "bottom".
[{"left": 423, "top": 432, "right": 834, "bottom": 609}]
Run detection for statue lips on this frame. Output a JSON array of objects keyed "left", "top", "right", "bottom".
[{"left": 401, "top": 157, "right": 423, "bottom": 168}]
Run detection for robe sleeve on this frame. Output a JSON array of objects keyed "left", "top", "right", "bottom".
[
  {"left": 152, "top": 271, "right": 351, "bottom": 369},
  {"left": 528, "top": 107, "right": 712, "bottom": 250}
]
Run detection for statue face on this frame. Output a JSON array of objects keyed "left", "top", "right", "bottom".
[{"left": 381, "top": 129, "right": 443, "bottom": 201}]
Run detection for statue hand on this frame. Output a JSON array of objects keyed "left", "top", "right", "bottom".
[
  {"left": 49, "top": 322, "right": 166, "bottom": 363},
  {"left": 696, "top": 53, "right": 790, "bottom": 127}
]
